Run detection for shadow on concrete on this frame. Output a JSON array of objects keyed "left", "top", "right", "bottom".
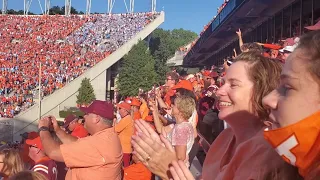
[{"left": 0, "top": 118, "right": 38, "bottom": 142}]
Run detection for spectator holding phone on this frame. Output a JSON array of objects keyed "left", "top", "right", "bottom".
[{"left": 37, "top": 100, "right": 123, "bottom": 180}]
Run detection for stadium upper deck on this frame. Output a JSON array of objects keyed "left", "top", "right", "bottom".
[
  {"left": 184, "top": 0, "right": 320, "bottom": 67},
  {"left": 0, "top": 12, "right": 160, "bottom": 118}
]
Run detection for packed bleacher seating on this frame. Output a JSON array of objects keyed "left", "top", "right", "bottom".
[{"left": 0, "top": 12, "right": 160, "bottom": 118}]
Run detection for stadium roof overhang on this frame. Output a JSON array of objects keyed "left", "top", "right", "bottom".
[{"left": 183, "top": 0, "right": 296, "bottom": 67}]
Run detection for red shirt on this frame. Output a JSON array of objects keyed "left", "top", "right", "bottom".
[
  {"left": 71, "top": 124, "right": 88, "bottom": 138},
  {"left": 32, "top": 156, "right": 58, "bottom": 180}
]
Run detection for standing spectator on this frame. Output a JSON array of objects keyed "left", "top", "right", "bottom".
[
  {"left": 38, "top": 100, "right": 123, "bottom": 180},
  {"left": 162, "top": 72, "right": 179, "bottom": 107},
  {"left": 25, "top": 135, "right": 57, "bottom": 180},
  {"left": 115, "top": 102, "right": 134, "bottom": 167},
  {"left": 63, "top": 114, "right": 88, "bottom": 138},
  {"left": 130, "top": 98, "right": 141, "bottom": 120},
  {"left": 139, "top": 94, "right": 149, "bottom": 120}
]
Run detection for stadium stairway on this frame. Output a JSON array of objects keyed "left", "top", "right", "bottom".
[{"left": 6, "top": 12, "right": 165, "bottom": 141}]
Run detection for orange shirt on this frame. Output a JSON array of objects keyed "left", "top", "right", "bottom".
[
  {"left": 202, "top": 128, "right": 289, "bottom": 180},
  {"left": 60, "top": 128, "right": 123, "bottom": 180},
  {"left": 115, "top": 115, "right": 134, "bottom": 153},
  {"left": 139, "top": 102, "right": 149, "bottom": 120},
  {"left": 123, "top": 162, "right": 152, "bottom": 180},
  {"left": 71, "top": 124, "right": 88, "bottom": 138},
  {"left": 164, "top": 88, "right": 175, "bottom": 107},
  {"left": 133, "top": 111, "right": 141, "bottom": 120}
]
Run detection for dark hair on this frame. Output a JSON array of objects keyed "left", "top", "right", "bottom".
[
  {"left": 166, "top": 72, "right": 179, "bottom": 82},
  {"left": 235, "top": 52, "right": 283, "bottom": 121},
  {"left": 139, "top": 93, "right": 148, "bottom": 101}
]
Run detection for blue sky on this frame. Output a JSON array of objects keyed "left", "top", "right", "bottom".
[{"left": 6, "top": 0, "right": 223, "bottom": 34}]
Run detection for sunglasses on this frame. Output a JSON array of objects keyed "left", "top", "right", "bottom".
[{"left": 29, "top": 145, "right": 37, "bottom": 149}]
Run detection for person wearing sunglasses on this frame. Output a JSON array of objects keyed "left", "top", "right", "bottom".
[{"left": 25, "top": 134, "right": 57, "bottom": 180}]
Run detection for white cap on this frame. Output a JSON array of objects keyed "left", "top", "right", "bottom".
[
  {"left": 280, "top": 37, "right": 300, "bottom": 53},
  {"left": 186, "top": 74, "right": 195, "bottom": 80}
]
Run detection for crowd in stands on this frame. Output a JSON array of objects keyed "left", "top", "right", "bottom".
[
  {"left": 0, "top": 12, "right": 159, "bottom": 118},
  {"left": 2, "top": 7, "right": 320, "bottom": 180},
  {"left": 1, "top": 26, "right": 320, "bottom": 180}
]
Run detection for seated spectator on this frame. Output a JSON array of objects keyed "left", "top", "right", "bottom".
[
  {"left": 123, "top": 154, "right": 152, "bottom": 180},
  {"left": 0, "top": 148, "right": 24, "bottom": 179},
  {"left": 115, "top": 102, "right": 134, "bottom": 168},
  {"left": 37, "top": 100, "right": 123, "bottom": 180},
  {"left": 9, "top": 171, "right": 47, "bottom": 180},
  {"left": 25, "top": 135, "right": 57, "bottom": 180}
]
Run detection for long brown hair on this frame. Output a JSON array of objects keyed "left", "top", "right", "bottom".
[
  {"left": 9, "top": 170, "right": 47, "bottom": 180},
  {"left": 295, "top": 30, "right": 320, "bottom": 180},
  {"left": 234, "top": 52, "right": 283, "bottom": 121},
  {"left": 0, "top": 148, "right": 25, "bottom": 177}
]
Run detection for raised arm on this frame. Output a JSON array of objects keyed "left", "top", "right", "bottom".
[{"left": 236, "top": 29, "right": 244, "bottom": 51}]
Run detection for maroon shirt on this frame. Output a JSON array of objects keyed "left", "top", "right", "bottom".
[{"left": 32, "top": 156, "right": 58, "bottom": 180}]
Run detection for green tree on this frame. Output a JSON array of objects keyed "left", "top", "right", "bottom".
[
  {"left": 149, "top": 28, "right": 197, "bottom": 83},
  {"left": 117, "top": 41, "right": 157, "bottom": 96},
  {"left": 49, "top": 6, "right": 63, "bottom": 15},
  {"left": 76, "top": 78, "right": 96, "bottom": 105}
]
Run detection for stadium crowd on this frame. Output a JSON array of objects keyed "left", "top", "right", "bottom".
[
  {"left": 1, "top": 6, "right": 320, "bottom": 180},
  {"left": 0, "top": 12, "right": 159, "bottom": 118},
  {"left": 1, "top": 20, "right": 320, "bottom": 179}
]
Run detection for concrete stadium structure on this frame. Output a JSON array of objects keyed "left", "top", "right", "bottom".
[{"left": 1, "top": 12, "right": 164, "bottom": 141}]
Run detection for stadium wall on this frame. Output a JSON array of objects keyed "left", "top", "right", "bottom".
[{"left": 7, "top": 12, "right": 165, "bottom": 141}]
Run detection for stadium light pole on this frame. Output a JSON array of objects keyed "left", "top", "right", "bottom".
[
  {"left": 2, "top": 0, "right": 8, "bottom": 15},
  {"left": 151, "top": 0, "right": 156, "bottom": 13},
  {"left": 38, "top": 62, "right": 42, "bottom": 121},
  {"left": 108, "top": 0, "right": 115, "bottom": 14},
  {"left": 45, "top": 0, "right": 50, "bottom": 15},
  {"left": 130, "top": 0, "right": 134, "bottom": 13},
  {"left": 86, "top": 0, "right": 91, "bottom": 15},
  {"left": 65, "top": 0, "right": 71, "bottom": 15}
]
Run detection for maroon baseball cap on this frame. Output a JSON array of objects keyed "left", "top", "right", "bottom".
[
  {"left": 63, "top": 114, "right": 78, "bottom": 128},
  {"left": 80, "top": 100, "right": 114, "bottom": 120}
]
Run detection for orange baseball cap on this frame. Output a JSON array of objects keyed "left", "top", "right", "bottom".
[
  {"left": 130, "top": 98, "right": 141, "bottom": 107},
  {"left": 172, "top": 80, "right": 193, "bottom": 91},
  {"left": 26, "top": 135, "right": 43, "bottom": 150},
  {"left": 117, "top": 102, "right": 131, "bottom": 111}
]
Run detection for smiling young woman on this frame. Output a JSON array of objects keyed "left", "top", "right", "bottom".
[
  {"left": 167, "top": 52, "right": 300, "bottom": 180},
  {"left": 263, "top": 30, "right": 320, "bottom": 180},
  {"left": 199, "top": 52, "right": 294, "bottom": 180}
]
